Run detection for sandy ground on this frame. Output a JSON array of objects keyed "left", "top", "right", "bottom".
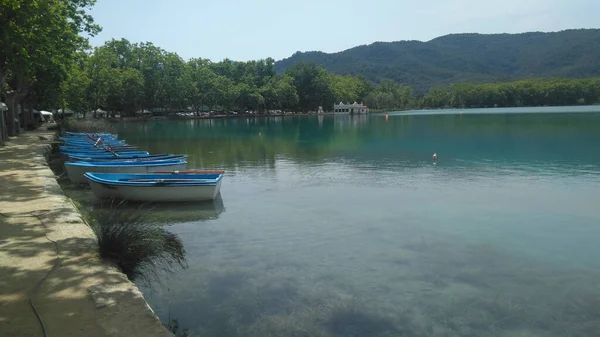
[{"left": 0, "top": 127, "right": 172, "bottom": 337}]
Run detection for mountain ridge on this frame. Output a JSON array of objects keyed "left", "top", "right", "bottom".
[{"left": 274, "top": 29, "right": 600, "bottom": 91}]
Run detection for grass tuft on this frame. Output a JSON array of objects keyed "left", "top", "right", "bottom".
[
  {"left": 165, "top": 318, "right": 192, "bottom": 337},
  {"left": 89, "top": 204, "right": 187, "bottom": 281}
]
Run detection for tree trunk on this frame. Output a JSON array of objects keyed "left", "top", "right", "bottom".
[
  {"left": 0, "top": 108, "right": 6, "bottom": 145},
  {"left": 0, "top": 67, "right": 7, "bottom": 97},
  {"left": 61, "top": 99, "right": 67, "bottom": 121},
  {"left": 22, "top": 100, "right": 29, "bottom": 127},
  {"left": 14, "top": 89, "right": 29, "bottom": 135},
  {"left": 5, "top": 91, "right": 17, "bottom": 137},
  {"left": 24, "top": 100, "right": 33, "bottom": 127}
]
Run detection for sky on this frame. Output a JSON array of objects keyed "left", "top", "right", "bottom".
[{"left": 87, "top": 0, "right": 600, "bottom": 62}]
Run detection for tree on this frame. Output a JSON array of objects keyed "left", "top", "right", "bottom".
[
  {"left": 62, "top": 57, "right": 92, "bottom": 116},
  {"left": 259, "top": 75, "right": 299, "bottom": 111},
  {"left": 331, "top": 74, "right": 371, "bottom": 106},
  {"left": 0, "top": 0, "right": 100, "bottom": 138},
  {"left": 160, "top": 52, "right": 188, "bottom": 112},
  {"left": 212, "top": 76, "right": 235, "bottom": 110},
  {"left": 186, "top": 58, "right": 217, "bottom": 113},
  {"left": 285, "top": 62, "right": 335, "bottom": 112},
  {"left": 107, "top": 68, "right": 144, "bottom": 116},
  {"left": 234, "top": 83, "right": 264, "bottom": 112},
  {"left": 132, "top": 42, "right": 169, "bottom": 111},
  {"left": 274, "top": 76, "right": 299, "bottom": 110},
  {"left": 86, "top": 46, "right": 115, "bottom": 113}
]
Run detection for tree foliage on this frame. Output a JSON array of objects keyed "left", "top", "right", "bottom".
[
  {"left": 421, "top": 78, "right": 600, "bottom": 109},
  {"left": 364, "top": 79, "right": 415, "bottom": 110},
  {"left": 57, "top": 43, "right": 376, "bottom": 115},
  {"left": 0, "top": 0, "right": 100, "bottom": 97},
  {"left": 0, "top": 0, "right": 101, "bottom": 141},
  {"left": 43, "top": 38, "right": 600, "bottom": 116}
]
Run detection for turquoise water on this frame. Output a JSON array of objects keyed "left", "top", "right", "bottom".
[{"left": 118, "top": 107, "right": 600, "bottom": 337}]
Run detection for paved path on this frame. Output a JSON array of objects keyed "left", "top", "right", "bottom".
[{"left": 0, "top": 128, "right": 172, "bottom": 337}]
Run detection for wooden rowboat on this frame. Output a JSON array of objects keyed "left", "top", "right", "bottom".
[
  {"left": 68, "top": 154, "right": 187, "bottom": 162},
  {"left": 64, "top": 131, "right": 118, "bottom": 139},
  {"left": 60, "top": 151, "right": 150, "bottom": 160},
  {"left": 153, "top": 170, "right": 225, "bottom": 174},
  {"left": 65, "top": 160, "right": 187, "bottom": 184},
  {"left": 64, "top": 151, "right": 151, "bottom": 160},
  {"left": 85, "top": 172, "right": 223, "bottom": 202},
  {"left": 59, "top": 145, "right": 138, "bottom": 152}
]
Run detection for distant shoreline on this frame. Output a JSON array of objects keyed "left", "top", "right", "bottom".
[{"left": 108, "top": 112, "right": 344, "bottom": 123}]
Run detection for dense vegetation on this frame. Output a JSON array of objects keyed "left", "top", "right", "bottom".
[
  {"left": 44, "top": 41, "right": 600, "bottom": 118},
  {"left": 61, "top": 40, "right": 372, "bottom": 117},
  {"left": 276, "top": 29, "right": 600, "bottom": 92},
  {"left": 421, "top": 78, "right": 600, "bottom": 109},
  {"left": 362, "top": 77, "right": 600, "bottom": 110},
  {"left": 2, "top": 2, "right": 599, "bottom": 146},
  {"left": 0, "top": 0, "right": 100, "bottom": 142}
]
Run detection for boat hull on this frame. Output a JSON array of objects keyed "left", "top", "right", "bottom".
[
  {"left": 60, "top": 139, "right": 125, "bottom": 145},
  {"left": 88, "top": 180, "right": 120, "bottom": 199},
  {"left": 60, "top": 146, "right": 137, "bottom": 152},
  {"left": 61, "top": 151, "right": 149, "bottom": 159},
  {"left": 64, "top": 132, "right": 118, "bottom": 139},
  {"left": 88, "top": 179, "right": 222, "bottom": 202},
  {"left": 60, "top": 140, "right": 124, "bottom": 146},
  {"left": 69, "top": 154, "right": 186, "bottom": 162},
  {"left": 65, "top": 162, "right": 187, "bottom": 184}
]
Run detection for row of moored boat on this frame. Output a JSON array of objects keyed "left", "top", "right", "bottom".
[{"left": 60, "top": 132, "right": 223, "bottom": 202}]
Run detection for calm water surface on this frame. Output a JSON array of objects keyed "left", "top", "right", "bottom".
[{"left": 118, "top": 107, "right": 600, "bottom": 337}]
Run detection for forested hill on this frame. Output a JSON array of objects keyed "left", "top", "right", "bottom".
[{"left": 275, "top": 29, "right": 600, "bottom": 91}]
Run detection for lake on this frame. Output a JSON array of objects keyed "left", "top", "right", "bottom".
[{"left": 117, "top": 106, "right": 600, "bottom": 337}]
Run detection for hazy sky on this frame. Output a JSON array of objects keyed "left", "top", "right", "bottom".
[{"left": 88, "top": 0, "right": 599, "bottom": 62}]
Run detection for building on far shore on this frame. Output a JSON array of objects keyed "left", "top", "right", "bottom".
[{"left": 333, "top": 102, "right": 369, "bottom": 114}]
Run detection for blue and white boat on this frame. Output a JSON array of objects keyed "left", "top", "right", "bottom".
[
  {"left": 59, "top": 145, "right": 138, "bottom": 152},
  {"left": 60, "top": 138, "right": 125, "bottom": 146},
  {"left": 65, "top": 159, "right": 187, "bottom": 184},
  {"left": 68, "top": 154, "right": 187, "bottom": 162},
  {"left": 60, "top": 151, "right": 149, "bottom": 160},
  {"left": 60, "top": 136, "right": 123, "bottom": 143},
  {"left": 71, "top": 157, "right": 187, "bottom": 164},
  {"left": 64, "top": 151, "right": 151, "bottom": 160},
  {"left": 61, "top": 142, "right": 128, "bottom": 149},
  {"left": 64, "top": 131, "right": 118, "bottom": 139},
  {"left": 85, "top": 172, "right": 223, "bottom": 202}
]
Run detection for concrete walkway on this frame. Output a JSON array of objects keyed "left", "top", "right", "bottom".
[{"left": 0, "top": 128, "right": 172, "bottom": 337}]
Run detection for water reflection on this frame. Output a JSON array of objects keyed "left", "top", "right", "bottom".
[
  {"left": 119, "top": 109, "right": 600, "bottom": 337},
  {"left": 333, "top": 114, "right": 368, "bottom": 130},
  {"left": 118, "top": 112, "right": 600, "bottom": 174},
  {"left": 89, "top": 194, "right": 226, "bottom": 224}
]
